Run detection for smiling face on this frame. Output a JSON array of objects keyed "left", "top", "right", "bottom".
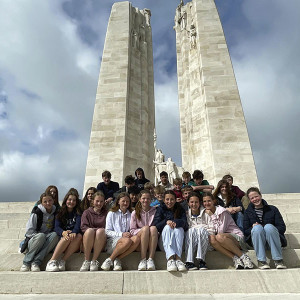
[
  {"left": 42, "top": 196, "right": 54, "bottom": 213},
  {"left": 183, "top": 190, "right": 192, "bottom": 200},
  {"left": 194, "top": 178, "right": 203, "bottom": 186},
  {"left": 220, "top": 184, "right": 227, "bottom": 196},
  {"left": 203, "top": 195, "right": 216, "bottom": 211},
  {"left": 160, "top": 175, "right": 169, "bottom": 185},
  {"left": 182, "top": 176, "right": 191, "bottom": 184},
  {"left": 49, "top": 188, "right": 57, "bottom": 198},
  {"left": 93, "top": 195, "right": 105, "bottom": 211},
  {"left": 188, "top": 196, "right": 200, "bottom": 214},
  {"left": 119, "top": 196, "right": 130, "bottom": 212},
  {"left": 174, "top": 183, "right": 182, "bottom": 191},
  {"left": 154, "top": 192, "right": 164, "bottom": 201},
  {"left": 248, "top": 191, "right": 263, "bottom": 208},
  {"left": 66, "top": 195, "right": 77, "bottom": 212},
  {"left": 87, "top": 189, "right": 95, "bottom": 202},
  {"left": 164, "top": 193, "right": 176, "bottom": 210},
  {"left": 136, "top": 170, "right": 143, "bottom": 179},
  {"left": 139, "top": 193, "right": 151, "bottom": 210}
]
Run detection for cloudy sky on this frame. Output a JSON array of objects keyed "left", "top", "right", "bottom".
[{"left": 0, "top": 0, "right": 299, "bottom": 202}]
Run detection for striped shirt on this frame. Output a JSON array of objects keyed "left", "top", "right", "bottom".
[{"left": 254, "top": 207, "right": 263, "bottom": 223}]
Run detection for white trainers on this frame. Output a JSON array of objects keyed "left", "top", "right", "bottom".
[
  {"left": 176, "top": 259, "right": 187, "bottom": 272},
  {"left": 46, "top": 260, "right": 59, "bottom": 272},
  {"left": 274, "top": 260, "right": 287, "bottom": 269},
  {"left": 80, "top": 260, "right": 91, "bottom": 272},
  {"left": 101, "top": 258, "right": 113, "bottom": 271},
  {"left": 90, "top": 260, "right": 100, "bottom": 272},
  {"left": 58, "top": 260, "right": 66, "bottom": 271},
  {"left": 147, "top": 258, "right": 156, "bottom": 271},
  {"left": 31, "top": 263, "right": 40, "bottom": 272},
  {"left": 233, "top": 256, "right": 244, "bottom": 270},
  {"left": 241, "top": 254, "right": 254, "bottom": 269},
  {"left": 20, "top": 264, "right": 30, "bottom": 272},
  {"left": 113, "top": 258, "right": 122, "bottom": 271},
  {"left": 138, "top": 258, "right": 147, "bottom": 271},
  {"left": 167, "top": 259, "right": 177, "bottom": 272}
]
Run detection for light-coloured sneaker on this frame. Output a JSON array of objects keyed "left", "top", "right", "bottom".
[
  {"left": 90, "top": 260, "right": 100, "bottom": 272},
  {"left": 241, "top": 254, "right": 254, "bottom": 269},
  {"left": 31, "top": 263, "right": 40, "bottom": 272},
  {"left": 167, "top": 259, "right": 177, "bottom": 272},
  {"left": 46, "top": 260, "right": 59, "bottom": 272},
  {"left": 233, "top": 256, "right": 244, "bottom": 270},
  {"left": 138, "top": 258, "right": 147, "bottom": 271},
  {"left": 258, "top": 261, "right": 270, "bottom": 270},
  {"left": 274, "top": 260, "right": 287, "bottom": 269},
  {"left": 176, "top": 259, "right": 187, "bottom": 272},
  {"left": 20, "top": 264, "right": 30, "bottom": 272},
  {"left": 58, "top": 260, "right": 66, "bottom": 271},
  {"left": 101, "top": 258, "right": 113, "bottom": 271},
  {"left": 80, "top": 260, "right": 91, "bottom": 272},
  {"left": 113, "top": 258, "right": 122, "bottom": 271},
  {"left": 147, "top": 258, "right": 156, "bottom": 271}
]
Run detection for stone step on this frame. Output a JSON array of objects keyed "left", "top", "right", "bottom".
[
  {"left": 1, "top": 249, "right": 300, "bottom": 272},
  {"left": 0, "top": 269, "right": 299, "bottom": 294}
]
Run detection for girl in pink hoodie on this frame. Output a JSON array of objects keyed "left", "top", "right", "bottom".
[
  {"left": 130, "top": 190, "right": 158, "bottom": 271},
  {"left": 202, "top": 192, "right": 254, "bottom": 270}
]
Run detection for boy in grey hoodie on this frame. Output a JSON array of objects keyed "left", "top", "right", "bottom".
[{"left": 20, "top": 193, "right": 59, "bottom": 272}]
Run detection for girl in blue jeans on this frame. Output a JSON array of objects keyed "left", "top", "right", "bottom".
[{"left": 244, "top": 187, "right": 287, "bottom": 269}]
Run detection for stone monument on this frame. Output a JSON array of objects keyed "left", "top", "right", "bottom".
[
  {"left": 83, "top": 2, "right": 155, "bottom": 192},
  {"left": 174, "top": 0, "right": 259, "bottom": 191}
]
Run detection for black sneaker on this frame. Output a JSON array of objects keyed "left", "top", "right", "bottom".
[
  {"left": 198, "top": 260, "right": 208, "bottom": 270},
  {"left": 185, "top": 262, "right": 198, "bottom": 270},
  {"left": 274, "top": 260, "right": 287, "bottom": 269},
  {"left": 258, "top": 261, "right": 270, "bottom": 270}
]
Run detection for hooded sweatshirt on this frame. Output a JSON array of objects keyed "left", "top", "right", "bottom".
[
  {"left": 81, "top": 207, "right": 108, "bottom": 233},
  {"left": 130, "top": 206, "right": 156, "bottom": 236},
  {"left": 25, "top": 204, "right": 56, "bottom": 238},
  {"left": 135, "top": 168, "right": 150, "bottom": 190}
]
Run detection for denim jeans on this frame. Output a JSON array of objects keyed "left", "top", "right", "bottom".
[
  {"left": 232, "top": 211, "right": 244, "bottom": 232},
  {"left": 251, "top": 224, "right": 283, "bottom": 261},
  {"left": 23, "top": 232, "right": 59, "bottom": 266}
]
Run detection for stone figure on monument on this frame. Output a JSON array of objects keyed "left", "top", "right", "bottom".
[
  {"left": 190, "top": 24, "right": 196, "bottom": 49},
  {"left": 143, "top": 9, "right": 151, "bottom": 26},
  {"left": 180, "top": 7, "right": 187, "bottom": 31},
  {"left": 140, "top": 24, "right": 146, "bottom": 43},
  {"left": 153, "top": 149, "right": 166, "bottom": 185},
  {"left": 132, "top": 29, "right": 139, "bottom": 49},
  {"left": 166, "top": 157, "right": 177, "bottom": 183}
]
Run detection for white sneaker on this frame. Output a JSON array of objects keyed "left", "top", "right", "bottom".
[
  {"left": 147, "top": 258, "right": 156, "bottom": 271},
  {"left": 31, "top": 263, "right": 40, "bottom": 272},
  {"left": 101, "top": 258, "right": 113, "bottom": 271},
  {"left": 46, "top": 260, "right": 59, "bottom": 272},
  {"left": 20, "top": 264, "right": 30, "bottom": 272},
  {"left": 138, "top": 258, "right": 147, "bottom": 271},
  {"left": 233, "top": 256, "right": 244, "bottom": 270},
  {"left": 90, "top": 260, "right": 100, "bottom": 272},
  {"left": 167, "top": 259, "right": 177, "bottom": 272},
  {"left": 80, "top": 260, "right": 91, "bottom": 272},
  {"left": 113, "top": 258, "right": 122, "bottom": 271},
  {"left": 176, "top": 259, "right": 187, "bottom": 272},
  {"left": 241, "top": 254, "right": 254, "bottom": 269},
  {"left": 58, "top": 260, "right": 66, "bottom": 271}
]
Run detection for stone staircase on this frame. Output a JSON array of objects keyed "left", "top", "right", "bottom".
[{"left": 0, "top": 194, "right": 299, "bottom": 295}]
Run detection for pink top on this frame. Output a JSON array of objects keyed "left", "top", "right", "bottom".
[
  {"left": 210, "top": 206, "right": 243, "bottom": 238},
  {"left": 130, "top": 207, "right": 156, "bottom": 236}
]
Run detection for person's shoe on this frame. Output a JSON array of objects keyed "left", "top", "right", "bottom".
[
  {"left": 198, "top": 260, "right": 208, "bottom": 270},
  {"left": 241, "top": 254, "right": 254, "bottom": 269},
  {"left": 20, "top": 264, "right": 30, "bottom": 272},
  {"left": 258, "top": 261, "right": 270, "bottom": 270},
  {"left": 176, "top": 259, "right": 187, "bottom": 272},
  {"left": 101, "top": 258, "right": 113, "bottom": 271},
  {"left": 233, "top": 255, "right": 244, "bottom": 269},
  {"left": 31, "top": 263, "right": 40, "bottom": 272},
  {"left": 80, "top": 260, "right": 91, "bottom": 272},
  {"left": 138, "top": 258, "right": 147, "bottom": 271},
  {"left": 90, "top": 260, "right": 100, "bottom": 272},
  {"left": 185, "top": 262, "right": 198, "bottom": 271},
  {"left": 113, "top": 258, "right": 122, "bottom": 271},
  {"left": 58, "top": 260, "right": 66, "bottom": 271},
  {"left": 167, "top": 259, "right": 177, "bottom": 272},
  {"left": 274, "top": 260, "right": 287, "bottom": 269},
  {"left": 146, "top": 258, "right": 156, "bottom": 271},
  {"left": 46, "top": 260, "right": 59, "bottom": 272}
]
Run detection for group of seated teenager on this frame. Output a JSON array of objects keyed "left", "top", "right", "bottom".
[{"left": 19, "top": 168, "right": 287, "bottom": 273}]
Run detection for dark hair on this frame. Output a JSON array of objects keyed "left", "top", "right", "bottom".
[
  {"left": 202, "top": 192, "right": 218, "bottom": 206},
  {"left": 173, "top": 178, "right": 182, "bottom": 185},
  {"left": 128, "top": 185, "right": 140, "bottom": 195},
  {"left": 246, "top": 187, "right": 261, "bottom": 197},
  {"left": 188, "top": 192, "right": 202, "bottom": 203},
  {"left": 192, "top": 170, "right": 204, "bottom": 180},
  {"left": 102, "top": 170, "right": 111, "bottom": 179},
  {"left": 182, "top": 171, "right": 191, "bottom": 179},
  {"left": 124, "top": 175, "right": 135, "bottom": 185},
  {"left": 135, "top": 190, "right": 151, "bottom": 221},
  {"left": 222, "top": 174, "right": 233, "bottom": 181},
  {"left": 213, "top": 180, "right": 234, "bottom": 206},
  {"left": 181, "top": 185, "right": 193, "bottom": 192},
  {"left": 111, "top": 192, "right": 132, "bottom": 212},
  {"left": 164, "top": 190, "right": 183, "bottom": 219},
  {"left": 39, "top": 192, "right": 53, "bottom": 204},
  {"left": 56, "top": 188, "right": 81, "bottom": 225},
  {"left": 160, "top": 171, "right": 168, "bottom": 177},
  {"left": 80, "top": 187, "right": 97, "bottom": 211},
  {"left": 45, "top": 185, "right": 59, "bottom": 206}
]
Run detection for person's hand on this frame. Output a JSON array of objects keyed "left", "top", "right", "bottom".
[
  {"left": 122, "top": 232, "right": 131, "bottom": 238},
  {"left": 167, "top": 220, "right": 176, "bottom": 229},
  {"left": 105, "top": 197, "right": 113, "bottom": 204},
  {"left": 252, "top": 222, "right": 260, "bottom": 228},
  {"left": 69, "top": 233, "right": 76, "bottom": 241},
  {"left": 62, "top": 230, "right": 72, "bottom": 240}
]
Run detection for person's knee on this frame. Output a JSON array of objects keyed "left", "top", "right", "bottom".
[
  {"left": 264, "top": 224, "right": 278, "bottom": 235},
  {"left": 150, "top": 226, "right": 158, "bottom": 236},
  {"left": 251, "top": 224, "right": 264, "bottom": 235},
  {"left": 215, "top": 234, "right": 225, "bottom": 243},
  {"left": 85, "top": 228, "right": 95, "bottom": 236},
  {"left": 141, "top": 225, "right": 150, "bottom": 233},
  {"left": 209, "top": 235, "right": 217, "bottom": 245},
  {"left": 76, "top": 234, "right": 83, "bottom": 241},
  {"left": 96, "top": 228, "right": 106, "bottom": 237}
]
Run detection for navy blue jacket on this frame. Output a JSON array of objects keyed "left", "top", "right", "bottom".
[
  {"left": 97, "top": 181, "right": 120, "bottom": 200},
  {"left": 55, "top": 211, "right": 81, "bottom": 237},
  {"left": 243, "top": 199, "right": 287, "bottom": 247},
  {"left": 152, "top": 202, "right": 188, "bottom": 233}
]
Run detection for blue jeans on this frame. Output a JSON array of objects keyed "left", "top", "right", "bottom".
[
  {"left": 23, "top": 232, "right": 59, "bottom": 266},
  {"left": 251, "top": 224, "right": 283, "bottom": 261},
  {"left": 232, "top": 212, "right": 244, "bottom": 231}
]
